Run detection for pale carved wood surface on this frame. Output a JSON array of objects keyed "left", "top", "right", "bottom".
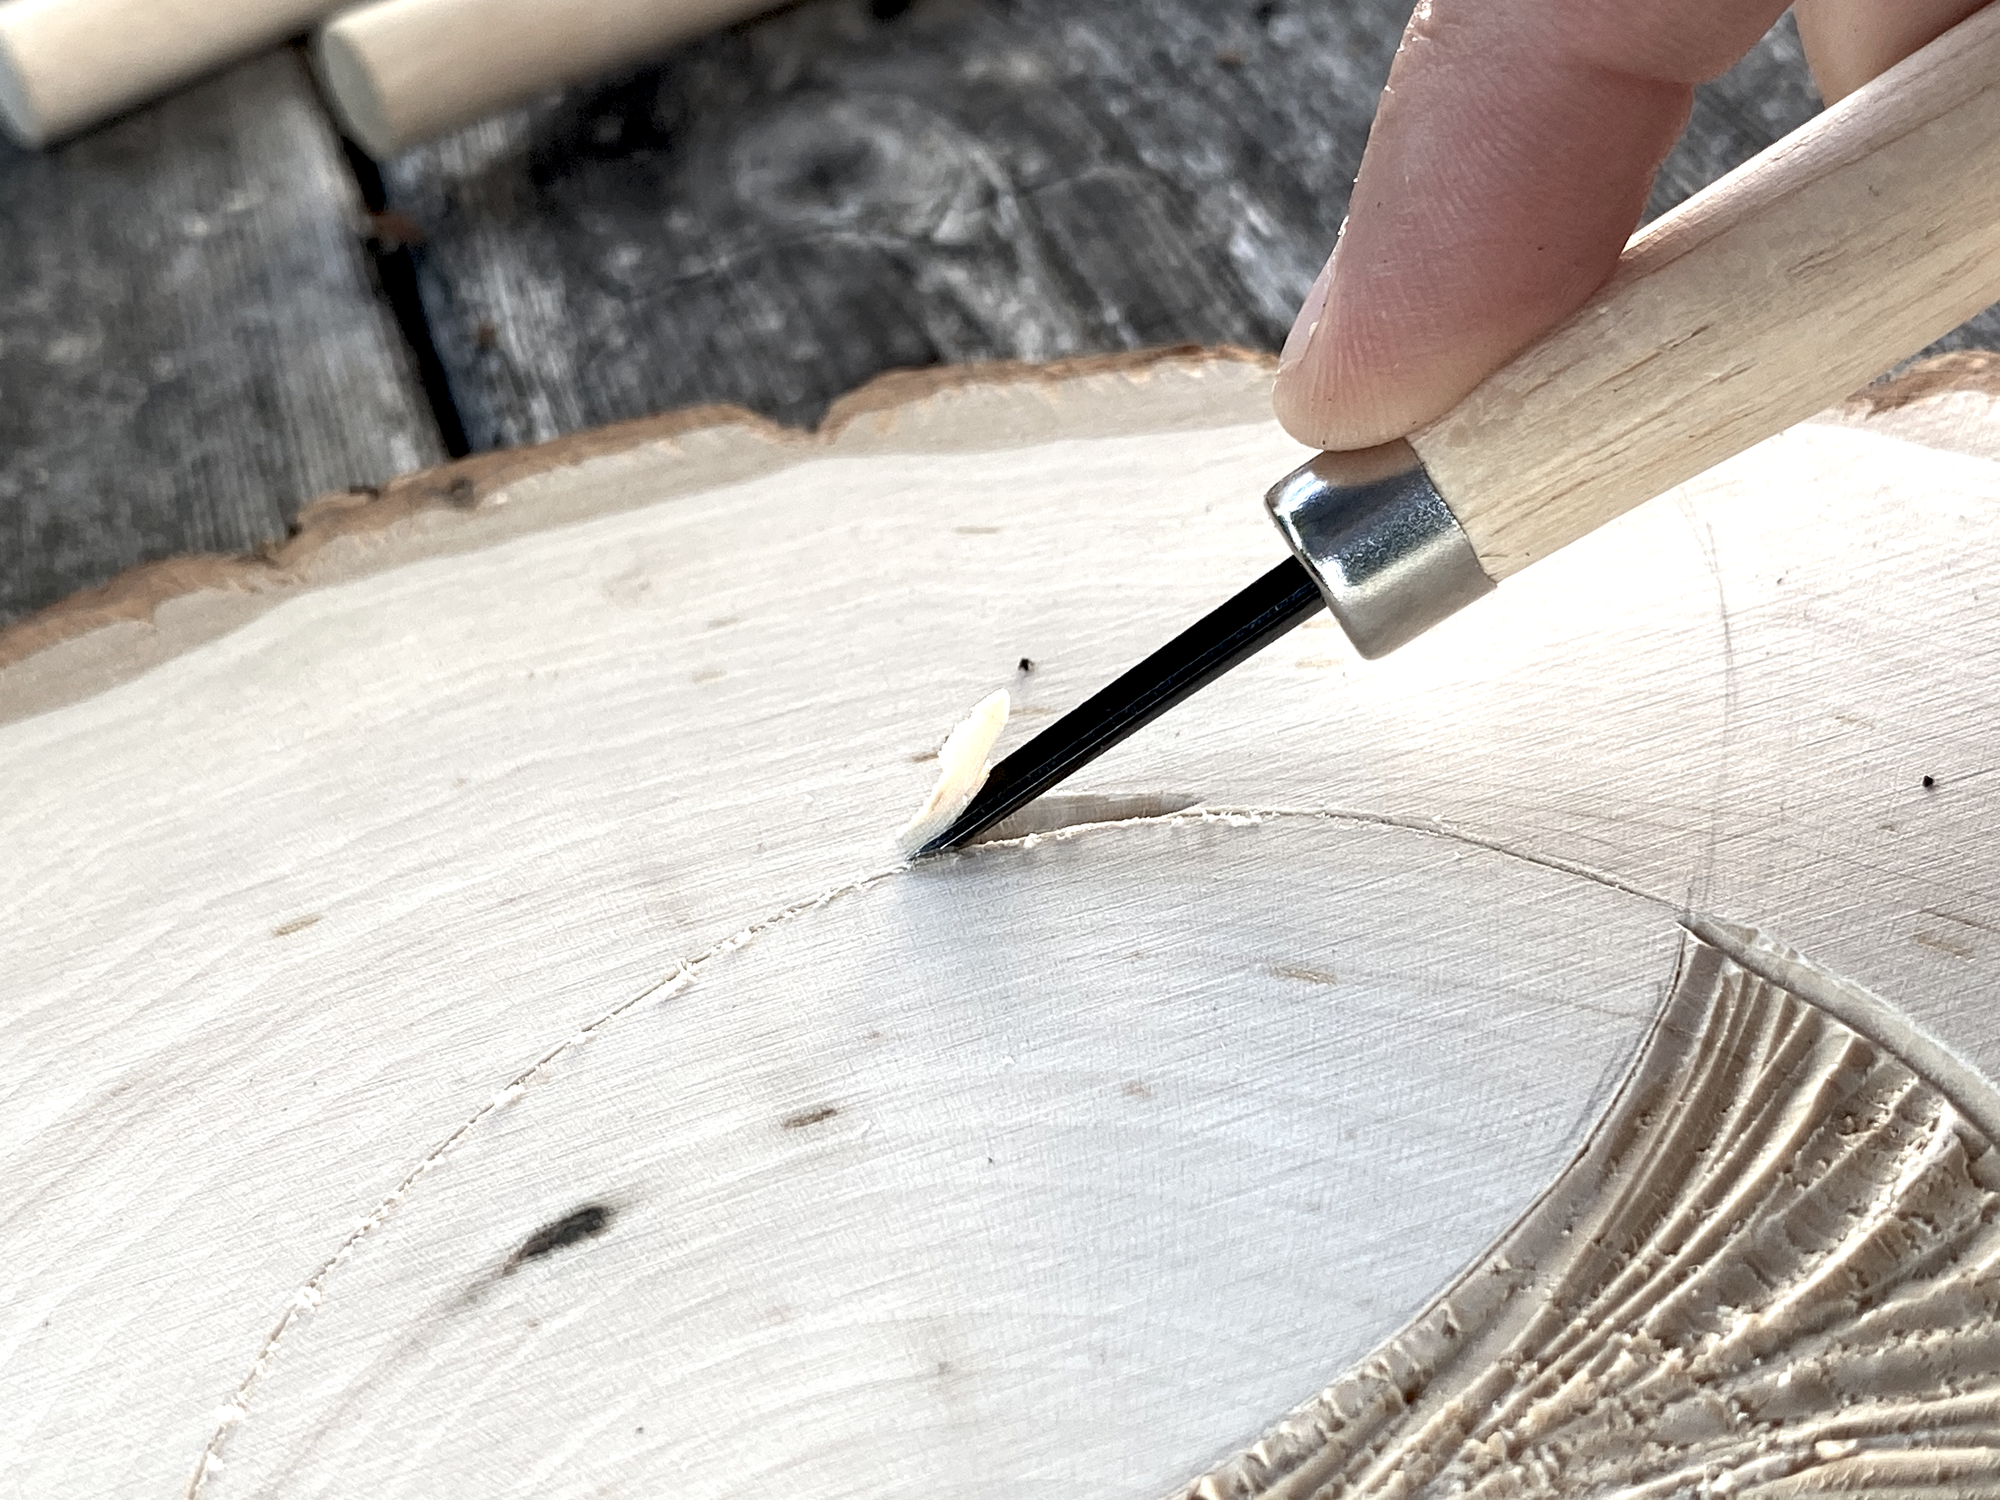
[
  {"left": 1191, "top": 929, "right": 2000, "bottom": 1499},
  {"left": 4, "top": 353, "right": 2000, "bottom": 1496}
]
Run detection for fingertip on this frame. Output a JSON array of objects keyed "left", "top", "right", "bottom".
[
  {"left": 1272, "top": 326, "right": 1433, "bottom": 452},
  {"left": 1274, "top": 2, "right": 1701, "bottom": 456},
  {"left": 1274, "top": 220, "right": 1480, "bottom": 450},
  {"left": 1276, "top": 242, "right": 1407, "bottom": 451},
  {"left": 1271, "top": 346, "right": 1353, "bottom": 451},
  {"left": 1275, "top": 0, "right": 1856, "bottom": 459},
  {"left": 1278, "top": 249, "right": 1335, "bottom": 377},
  {"left": 1270, "top": 354, "right": 1342, "bottom": 451}
]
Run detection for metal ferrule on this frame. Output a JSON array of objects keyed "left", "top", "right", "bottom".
[{"left": 1264, "top": 440, "right": 1495, "bottom": 659}]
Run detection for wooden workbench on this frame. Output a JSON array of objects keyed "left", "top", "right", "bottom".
[{"left": 3, "top": 0, "right": 1997, "bottom": 628}]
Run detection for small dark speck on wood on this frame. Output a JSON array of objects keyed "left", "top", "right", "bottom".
[
  {"left": 271, "top": 914, "right": 323, "bottom": 938},
  {"left": 782, "top": 1103, "right": 840, "bottom": 1130},
  {"left": 1924, "top": 775, "right": 1938, "bottom": 789},
  {"left": 1017, "top": 657, "right": 1034, "bottom": 673},
  {"left": 506, "top": 1203, "right": 615, "bottom": 1271}
]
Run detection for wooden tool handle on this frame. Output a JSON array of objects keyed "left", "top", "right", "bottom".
[
  {"left": 0, "top": 0, "right": 345, "bottom": 146},
  {"left": 1409, "top": 1, "right": 2000, "bottom": 583},
  {"left": 315, "top": 0, "right": 786, "bottom": 159}
]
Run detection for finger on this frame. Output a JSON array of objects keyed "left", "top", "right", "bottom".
[
  {"left": 1273, "top": 0, "right": 1791, "bottom": 452},
  {"left": 1794, "top": 0, "right": 1991, "bottom": 102}
]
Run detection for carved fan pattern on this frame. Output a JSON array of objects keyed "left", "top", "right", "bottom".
[{"left": 1185, "top": 938, "right": 2000, "bottom": 1499}]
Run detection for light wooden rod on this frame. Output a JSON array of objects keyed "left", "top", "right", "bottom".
[
  {"left": 1409, "top": 0, "right": 2000, "bottom": 582},
  {"left": 0, "top": 0, "right": 348, "bottom": 147},
  {"left": 313, "top": 0, "right": 786, "bottom": 160}
]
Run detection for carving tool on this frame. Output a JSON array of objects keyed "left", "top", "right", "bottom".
[{"left": 915, "top": 2, "right": 2000, "bottom": 857}]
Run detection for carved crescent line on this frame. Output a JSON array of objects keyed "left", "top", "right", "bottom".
[{"left": 1183, "top": 926, "right": 2000, "bottom": 1500}]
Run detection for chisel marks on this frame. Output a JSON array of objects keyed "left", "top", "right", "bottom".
[{"left": 1181, "top": 933, "right": 2000, "bottom": 1500}]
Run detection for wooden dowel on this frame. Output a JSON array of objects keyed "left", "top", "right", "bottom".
[
  {"left": 1411, "top": 0, "right": 2000, "bottom": 582},
  {"left": 312, "top": 0, "right": 785, "bottom": 159},
  {"left": 0, "top": 0, "right": 348, "bottom": 147}
]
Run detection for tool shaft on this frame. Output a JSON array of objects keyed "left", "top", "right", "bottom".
[{"left": 918, "top": 558, "right": 1324, "bottom": 855}]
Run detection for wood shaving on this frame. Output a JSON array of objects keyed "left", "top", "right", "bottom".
[{"left": 894, "top": 689, "right": 1009, "bottom": 856}]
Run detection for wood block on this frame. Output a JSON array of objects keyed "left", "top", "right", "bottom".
[{"left": 3, "top": 350, "right": 2000, "bottom": 1496}]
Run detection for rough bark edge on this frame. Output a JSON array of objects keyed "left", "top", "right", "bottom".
[
  {"left": 0, "top": 400, "right": 771, "bottom": 676},
  {"left": 818, "top": 343, "right": 1260, "bottom": 431},
  {"left": 0, "top": 344, "right": 1265, "bottom": 677},
  {"left": 6, "top": 339, "right": 1983, "bottom": 687},
  {"left": 1845, "top": 349, "right": 2000, "bottom": 414}
]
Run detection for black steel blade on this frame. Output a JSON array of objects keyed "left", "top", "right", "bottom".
[{"left": 916, "top": 555, "right": 1326, "bottom": 856}]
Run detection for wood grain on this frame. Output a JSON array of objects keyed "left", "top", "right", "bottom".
[
  {"left": 3, "top": 355, "right": 2000, "bottom": 1496},
  {"left": 1192, "top": 929, "right": 2000, "bottom": 1499},
  {"left": 379, "top": 1, "right": 1993, "bottom": 452},
  {"left": 1416, "top": 1, "right": 2000, "bottom": 582},
  {"left": 376, "top": 0, "right": 1375, "bottom": 448},
  {"left": 0, "top": 347, "right": 1271, "bottom": 721},
  {"left": 197, "top": 818, "right": 1688, "bottom": 1499},
  {"left": 0, "top": 48, "right": 442, "bottom": 628}
]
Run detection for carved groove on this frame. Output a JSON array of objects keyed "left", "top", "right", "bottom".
[{"left": 1183, "top": 936, "right": 2000, "bottom": 1499}]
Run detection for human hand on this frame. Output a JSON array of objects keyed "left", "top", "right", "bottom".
[{"left": 1272, "top": 0, "right": 1994, "bottom": 453}]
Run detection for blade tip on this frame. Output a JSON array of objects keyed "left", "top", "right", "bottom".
[{"left": 911, "top": 826, "right": 966, "bottom": 860}]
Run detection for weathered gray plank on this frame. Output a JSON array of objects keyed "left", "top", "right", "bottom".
[
  {"left": 0, "top": 49, "right": 442, "bottom": 627},
  {"left": 385, "top": 0, "right": 1393, "bottom": 447},
  {"left": 384, "top": 0, "right": 2000, "bottom": 451}
]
